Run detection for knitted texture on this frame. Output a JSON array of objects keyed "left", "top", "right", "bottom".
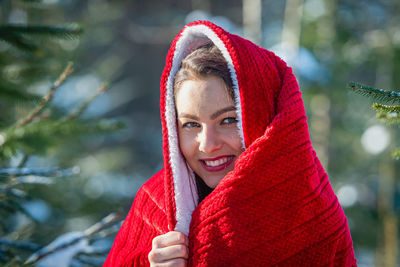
[
  {"left": 103, "top": 170, "right": 168, "bottom": 266},
  {"left": 104, "top": 21, "right": 357, "bottom": 266}
]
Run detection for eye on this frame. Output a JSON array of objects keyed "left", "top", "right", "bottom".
[
  {"left": 221, "top": 117, "right": 238, "bottom": 125},
  {"left": 182, "top": 121, "right": 200, "bottom": 128}
]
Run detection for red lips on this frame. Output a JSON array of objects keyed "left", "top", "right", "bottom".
[{"left": 199, "top": 155, "right": 235, "bottom": 172}]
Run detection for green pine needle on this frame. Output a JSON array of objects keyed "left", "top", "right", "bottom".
[
  {"left": 0, "top": 119, "right": 124, "bottom": 159},
  {"left": 0, "top": 24, "right": 83, "bottom": 40},
  {"left": 348, "top": 82, "right": 400, "bottom": 104},
  {"left": 0, "top": 31, "right": 39, "bottom": 52},
  {"left": 376, "top": 112, "right": 400, "bottom": 125},
  {"left": 392, "top": 148, "right": 400, "bottom": 160},
  {"left": 372, "top": 103, "right": 400, "bottom": 113},
  {"left": 0, "top": 85, "right": 42, "bottom": 102},
  {"left": 0, "top": 24, "right": 83, "bottom": 53},
  {"left": 4, "top": 119, "right": 124, "bottom": 146}
]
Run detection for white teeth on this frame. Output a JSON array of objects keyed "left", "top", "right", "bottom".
[{"left": 204, "top": 157, "right": 230, "bottom": 167}]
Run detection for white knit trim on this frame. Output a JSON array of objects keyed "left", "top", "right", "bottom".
[{"left": 165, "top": 24, "right": 245, "bottom": 236}]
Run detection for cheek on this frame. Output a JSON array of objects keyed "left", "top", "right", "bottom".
[
  {"left": 221, "top": 129, "right": 243, "bottom": 152},
  {"left": 178, "top": 130, "right": 197, "bottom": 159},
  {"left": 231, "top": 137, "right": 243, "bottom": 153}
]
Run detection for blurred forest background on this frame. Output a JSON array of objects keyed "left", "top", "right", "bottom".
[{"left": 0, "top": 0, "right": 399, "bottom": 266}]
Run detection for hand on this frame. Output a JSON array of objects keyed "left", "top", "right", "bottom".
[{"left": 148, "top": 231, "right": 189, "bottom": 267}]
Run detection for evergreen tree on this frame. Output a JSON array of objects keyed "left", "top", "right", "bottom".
[
  {"left": 0, "top": 1, "right": 123, "bottom": 265},
  {"left": 349, "top": 81, "right": 400, "bottom": 266},
  {"left": 349, "top": 82, "right": 400, "bottom": 159}
]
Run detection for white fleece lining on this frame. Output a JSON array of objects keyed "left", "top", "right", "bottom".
[{"left": 165, "top": 24, "right": 245, "bottom": 236}]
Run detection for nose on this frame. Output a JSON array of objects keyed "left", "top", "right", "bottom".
[{"left": 198, "top": 125, "right": 222, "bottom": 154}]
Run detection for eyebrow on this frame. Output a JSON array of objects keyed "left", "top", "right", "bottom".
[
  {"left": 178, "top": 106, "right": 236, "bottom": 120},
  {"left": 210, "top": 106, "right": 236, "bottom": 119}
]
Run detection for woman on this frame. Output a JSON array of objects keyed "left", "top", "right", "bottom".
[{"left": 104, "top": 21, "right": 357, "bottom": 266}]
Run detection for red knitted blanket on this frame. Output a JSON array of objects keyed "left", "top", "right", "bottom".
[
  {"left": 104, "top": 21, "right": 357, "bottom": 266},
  {"left": 186, "top": 62, "right": 356, "bottom": 266}
]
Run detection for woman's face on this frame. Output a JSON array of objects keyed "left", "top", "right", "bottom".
[{"left": 175, "top": 75, "right": 244, "bottom": 188}]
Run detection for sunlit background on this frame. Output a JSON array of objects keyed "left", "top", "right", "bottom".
[{"left": 2, "top": 0, "right": 400, "bottom": 266}]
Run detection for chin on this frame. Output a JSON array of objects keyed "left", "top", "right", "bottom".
[{"left": 202, "top": 174, "right": 226, "bottom": 189}]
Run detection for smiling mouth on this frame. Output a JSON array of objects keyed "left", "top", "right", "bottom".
[{"left": 200, "top": 156, "right": 235, "bottom": 172}]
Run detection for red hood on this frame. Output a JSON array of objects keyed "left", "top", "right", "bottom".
[{"left": 160, "top": 20, "right": 300, "bottom": 235}]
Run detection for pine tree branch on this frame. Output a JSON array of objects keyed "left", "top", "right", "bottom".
[
  {"left": 13, "top": 176, "right": 53, "bottom": 185},
  {"left": 76, "top": 247, "right": 111, "bottom": 257},
  {"left": 0, "top": 239, "right": 40, "bottom": 251},
  {"left": 90, "top": 221, "right": 123, "bottom": 242},
  {"left": 3, "top": 198, "right": 38, "bottom": 223},
  {"left": 25, "top": 213, "right": 121, "bottom": 264},
  {"left": 392, "top": 148, "right": 400, "bottom": 160},
  {"left": 9, "top": 0, "right": 44, "bottom": 4},
  {"left": 348, "top": 82, "right": 400, "bottom": 104},
  {"left": 76, "top": 258, "right": 107, "bottom": 267},
  {"left": 376, "top": 112, "right": 400, "bottom": 125},
  {"left": 0, "top": 167, "right": 79, "bottom": 178},
  {"left": 17, "top": 154, "right": 30, "bottom": 168},
  {"left": 12, "top": 119, "right": 124, "bottom": 140},
  {"left": 373, "top": 103, "right": 400, "bottom": 113},
  {"left": 0, "top": 84, "right": 42, "bottom": 102},
  {"left": 0, "top": 30, "right": 39, "bottom": 52},
  {"left": 15, "top": 62, "right": 73, "bottom": 129},
  {"left": 83, "top": 213, "right": 121, "bottom": 236},
  {"left": 0, "top": 24, "right": 82, "bottom": 53},
  {"left": 24, "top": 234, "right": 83, "bottom": 265},
  {"left": 1, "top": 119, "right": 124, "bottom": 157},
  {"left": 0, "top": 24, "right": 83, "bottom": 40},
  {"left": 64, "top": 82, "right": 110, "bottom": 121},
  {"left": 0, "top": 187, "right": 27, "bottom": 200},
  {"left": 0, "top": 202, "right": 15, "bottom": 213}
]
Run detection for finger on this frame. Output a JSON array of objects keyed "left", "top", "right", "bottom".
[
  {"left": 150, "top": 244, "right": 189, "bottom": 263},
  {"left": 153, "top": 231, "right": 188, "bottom": 248}
]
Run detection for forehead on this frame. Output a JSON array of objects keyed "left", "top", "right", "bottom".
[{"left": 175, "top": 76, "right": 234, "bottom": 113}]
